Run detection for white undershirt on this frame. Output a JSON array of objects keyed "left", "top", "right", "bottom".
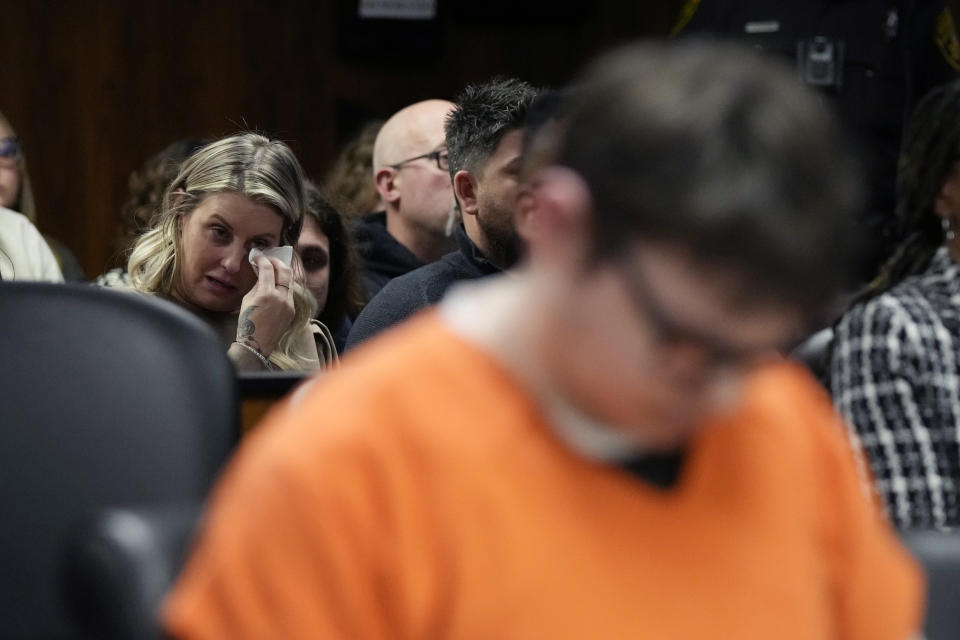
[{"left": 439, "top": 275, "right": 647, "bottom": 462}]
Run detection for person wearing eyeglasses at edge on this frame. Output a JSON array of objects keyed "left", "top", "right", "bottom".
[
  {"left": 346, "top": 77, "right": 539, "bottom": 349},
  {"left": 119, "top": 132, "right": 335, "bottom": 371},
  {"left": 352, "top": 99, "right": 457, "bottom": 300},
  {"left": 0, "top": 113, "right": 62, "bottom": 283},
  {"left": 0, "top": 113, "right": 63, "bottom": 282},
  {"left": 165, "top": 41, "right": 920, "bottom": 639},
  {"left": 0, "top": 111, "right": 85, "bottom": 281}
]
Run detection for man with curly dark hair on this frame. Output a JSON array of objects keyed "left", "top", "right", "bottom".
[{"left": 346, "top": 77, "right": 539, "bottom": 348}]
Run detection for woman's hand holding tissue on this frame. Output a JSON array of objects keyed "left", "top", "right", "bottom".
[{"left": 236, "top": 247, "right": 296, "bottom": 358}]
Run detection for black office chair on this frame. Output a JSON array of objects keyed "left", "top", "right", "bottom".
[
  {"left": 789, "top": 326, "right": 834, "bottom": 385},
  {"left": 0, "top": 282, "right": 238, "bottom": 639},
  {"left": 903, "top": 529, "right": 960, "bottom": 640},
  {"left": 62, "top": 504, "right": 202, "bottom": 640}
]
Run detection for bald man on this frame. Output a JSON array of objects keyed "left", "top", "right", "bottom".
[
  {"left": 345, "top": 78, "right": 539, "bottom": 350},
  {"left": 353, "top": 99, "right": 456, "bottom": 299}
]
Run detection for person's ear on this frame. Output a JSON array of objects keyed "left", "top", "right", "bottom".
[
  {"left": 936, "top": 190, "right": 955, "bottom": 218},
  {"left": 534, "top": 167, "right": 591, "bottom": 232},
  {"left": 171, "top": 188, "right": 187, "bottom": 208},
  {"left": 172, "top": 189, "right": 188, "bottom": 232},
  {"left": 525, "top": 166, "right": 593, "bottom": 262},
  {"left": 935, "top": 166, "right": 960, "bottom": 218},
  {"left": 453, "top": 170, "right": 479, "bottom": 217},
  {"left": 375, "top": 167, "right": 401, "bottom": 205}
]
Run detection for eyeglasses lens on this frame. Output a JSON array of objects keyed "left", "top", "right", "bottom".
[{"left": 0, "top": 138, "right": 20, "bottom": 160}]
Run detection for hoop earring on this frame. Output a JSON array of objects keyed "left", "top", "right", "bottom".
[{"left": 944, "top": 217, "right": 957, "bottom": 242}]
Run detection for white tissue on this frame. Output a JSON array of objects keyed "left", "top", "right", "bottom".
[{"left": 249, "top": 245, "right": 294, "bottom": 268}]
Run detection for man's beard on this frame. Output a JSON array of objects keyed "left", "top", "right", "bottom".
[{"left": 477, "top": 213, "right": 524, "bottom": 270}]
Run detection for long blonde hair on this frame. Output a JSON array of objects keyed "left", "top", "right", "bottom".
[
  {"left": 128, "top": 132, "right": 316, "bottom": 370},
  {"left": 0, "top": 110, "right": 37, "bottom": 222}
]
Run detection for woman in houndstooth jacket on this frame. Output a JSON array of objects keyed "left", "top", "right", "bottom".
[{"left": 831, "top": 78, "right": 960, "bottom": 530}]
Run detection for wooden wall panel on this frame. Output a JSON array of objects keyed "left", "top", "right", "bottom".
[{"left": 0, "top": 0, "right": 677, "bottom": 276}]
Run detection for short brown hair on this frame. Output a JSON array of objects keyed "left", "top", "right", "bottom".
[{"left": 558, "top": 39, "right": 863, "bottom": 313}]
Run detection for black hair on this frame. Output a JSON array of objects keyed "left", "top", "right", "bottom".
[
  {"left": 857, "top": 78, "right": 960, "bottom": 302},
  {"left": 303, "top": 180, "right": 366, "bottom": 329},
  {"left": 557, "top": 39, "right": 863, "bottom": 315},
  {"left": 445, "top": 76, "right": 540, "bottom": 181}
]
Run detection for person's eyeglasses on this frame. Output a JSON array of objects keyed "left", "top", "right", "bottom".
[
  {"left": 0, "top": 137, "right": 21, "bottom": 163},
  {"left": 389, "top": 149, "right": 449, "bottom": 172}
]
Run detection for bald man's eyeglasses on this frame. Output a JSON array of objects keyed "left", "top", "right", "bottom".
[{"left": 389, "top": 150, "right": 449, "bottom": 172}]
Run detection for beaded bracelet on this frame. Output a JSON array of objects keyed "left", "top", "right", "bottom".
[{"left": 233, "top": 341, "right": 274, "bottom": 371}]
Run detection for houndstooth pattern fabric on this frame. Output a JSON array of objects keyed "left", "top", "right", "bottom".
[
  {"left": 94, "top": 267, "right": 131, "bottom": 288},
  {"left": 831, "top": 246, "right": 960, "bottom": 530}
]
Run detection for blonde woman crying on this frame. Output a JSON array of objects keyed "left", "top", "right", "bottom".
[{"left": 119, "top": 132, "right": 335, "bottom": 371}]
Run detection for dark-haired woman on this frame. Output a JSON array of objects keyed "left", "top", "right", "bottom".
[
  {"left": 830, "top": 78, "right": 960, "bottom": 530},
  {"left": 297, "top": 182, "right": 366, "bottom": 353}
]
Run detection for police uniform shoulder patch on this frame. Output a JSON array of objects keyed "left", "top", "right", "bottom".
[
  {"left": 670, "top": 0, "right": 701, "bottom": 37},
  {"left": 935, "top": 7, "right": 960, "bottom": 71}
]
